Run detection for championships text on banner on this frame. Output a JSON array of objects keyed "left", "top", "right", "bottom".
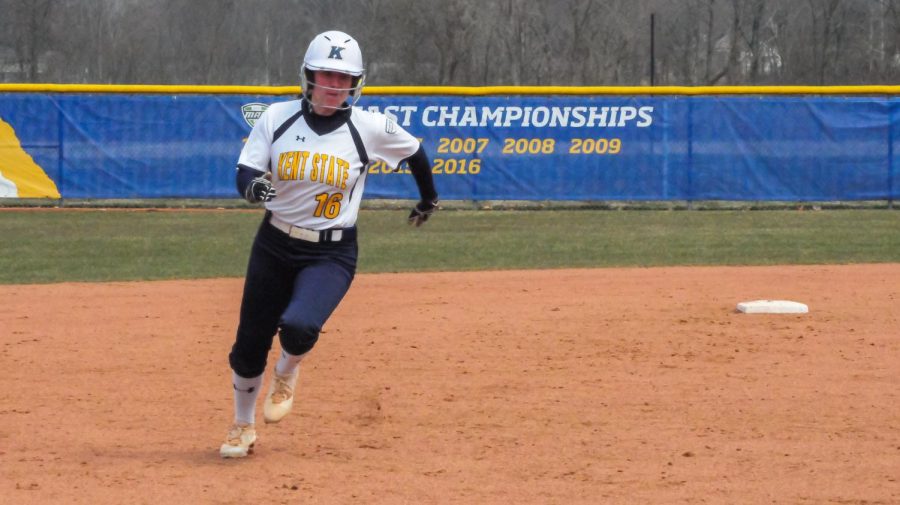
[{"left": 243, "top": 96, "right": 660, "bottom": 201}]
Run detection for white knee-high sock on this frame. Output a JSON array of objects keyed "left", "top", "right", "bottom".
[
  {"left": 274, "top": 349, "right": 306, "bottom": 376},
  {"left": 232, "top": 371, "right": 263, "bottom": 425}
]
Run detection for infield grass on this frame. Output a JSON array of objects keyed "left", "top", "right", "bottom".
[{"left": 1, "top": 208, "right": 898, "bottom": 284}]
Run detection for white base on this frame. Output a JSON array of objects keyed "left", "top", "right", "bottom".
[{"left": 736, "top": 300, "right": 808, "bottom": 314}]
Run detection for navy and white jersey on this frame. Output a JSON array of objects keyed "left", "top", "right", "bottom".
[{"left": 238, "top": 99, "right": 419, "bottom": 229}]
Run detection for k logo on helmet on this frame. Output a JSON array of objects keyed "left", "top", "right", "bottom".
[
  {"left": 328, "top": 46, "right": 345, "bottom": 60},
  {"left": 241, "top": 103, "right": 269, "bottom": 128}
]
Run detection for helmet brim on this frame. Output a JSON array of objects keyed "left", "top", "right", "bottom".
[{"left": 304, "top": 59, "right": 364, "bottom": 77}]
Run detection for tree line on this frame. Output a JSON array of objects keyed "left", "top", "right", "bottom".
[{"left": 1, "top": 0, "right": 898, "bottom": 86}]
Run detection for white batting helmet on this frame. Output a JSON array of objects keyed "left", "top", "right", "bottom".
[{"left": 300, "top": 30, "right": 365, "bottom": 109}]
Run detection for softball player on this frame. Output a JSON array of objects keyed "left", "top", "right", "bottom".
[{"left": 220, "top": 30, "right": 438, "bottom": 458}]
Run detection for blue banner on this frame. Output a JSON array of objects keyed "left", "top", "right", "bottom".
[{"left": 0, "top": 92, "right": 897, "bottom": 200}]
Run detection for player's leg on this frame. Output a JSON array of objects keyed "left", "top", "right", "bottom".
[
  {"left": 263, "top": 244, "right": 357, "bottom": 423},
  {"left": 280, "top": 252, "right": 356, "bottom": 355},
  {"left": 229, "top": 240, "right": 295, "bottom": 381},
  {"left": 222, "top": 227, "right": 295, "bottom": 457}
]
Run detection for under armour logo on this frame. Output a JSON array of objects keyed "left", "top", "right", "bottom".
[
  {"left": 328, "top": 46, "right": 345, "bottom": 60},
  {"left": 296, "top": 136, "right": 306, "bottom": 142}
]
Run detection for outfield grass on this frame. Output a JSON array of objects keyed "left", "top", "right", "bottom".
[{"left": 1, "top": 208, "right": 898, "bottom": 284}]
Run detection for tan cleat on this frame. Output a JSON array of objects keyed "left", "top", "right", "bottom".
[
  {"left": 263, "top": 369, "right": 299, "bottom": 424},
  {"left": 219, "top": 423, "right": 257, "bottom": 458}
]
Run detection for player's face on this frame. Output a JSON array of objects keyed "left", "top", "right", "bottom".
[{"left": 310, "top": 71, "right": 353, "bottom": 115}]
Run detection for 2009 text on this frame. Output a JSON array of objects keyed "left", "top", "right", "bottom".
[{"left": 568, "top": 138, "right": 622, "bottom": 154}]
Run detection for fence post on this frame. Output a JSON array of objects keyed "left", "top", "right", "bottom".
[{"left": 649, "top": 13, "right": 656, "bottom": 87}]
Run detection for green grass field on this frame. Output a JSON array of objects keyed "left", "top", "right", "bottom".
[{"left": 1, "top": 208, "right": 898, "bottom": 284}]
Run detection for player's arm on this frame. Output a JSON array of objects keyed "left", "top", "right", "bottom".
[
  {"left": 404, "top": 144, "right": 439, "bottom": 227},
  {"left": 236, "top": 164, "right": 275, "bottom": 203},
  {"left": 235, "top": 106, "right": 275, "bottom": 204}
]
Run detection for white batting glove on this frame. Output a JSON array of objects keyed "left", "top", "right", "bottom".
[
  {"left": 245, "top": 176, "right": 276, "bottom": 203},
  {"left": 408, "top": 199, "right": 438, "bottom": 227}
]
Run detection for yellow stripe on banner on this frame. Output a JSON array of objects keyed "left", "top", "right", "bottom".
[
  {"left": 0, "top": 83, "right": 899, "bottom": 96},
  {"left": 0, "top": 118, "right": 61, "bottom": 198},
  {"left": 0, "top": 83, "right": 301, "bottom": 95},
  {"left": 367, "top": 85, "right": 900, "bottom": 96}
]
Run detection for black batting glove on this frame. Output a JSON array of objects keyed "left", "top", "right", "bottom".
[
  {"left": 244, "top": 175, "right": 276, "bottom": 203},
  {"left": 408, "top": 199, "right": 438, "bottom": 227}
]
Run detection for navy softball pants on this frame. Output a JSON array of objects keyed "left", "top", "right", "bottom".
[{"left": 229, "top": 216, "right": 357, "bottom": 378}]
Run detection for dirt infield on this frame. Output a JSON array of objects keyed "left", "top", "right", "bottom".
[{"left": 2, "top": 265, "right": 899, "bottom": 504}]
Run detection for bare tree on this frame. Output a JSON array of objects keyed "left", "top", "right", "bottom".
[
  {"left": 1, "top": 0, "right": 54, "bottom": 80},
  {"left": 1, "top": 0, "right": 898, "bottom": 86}
]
